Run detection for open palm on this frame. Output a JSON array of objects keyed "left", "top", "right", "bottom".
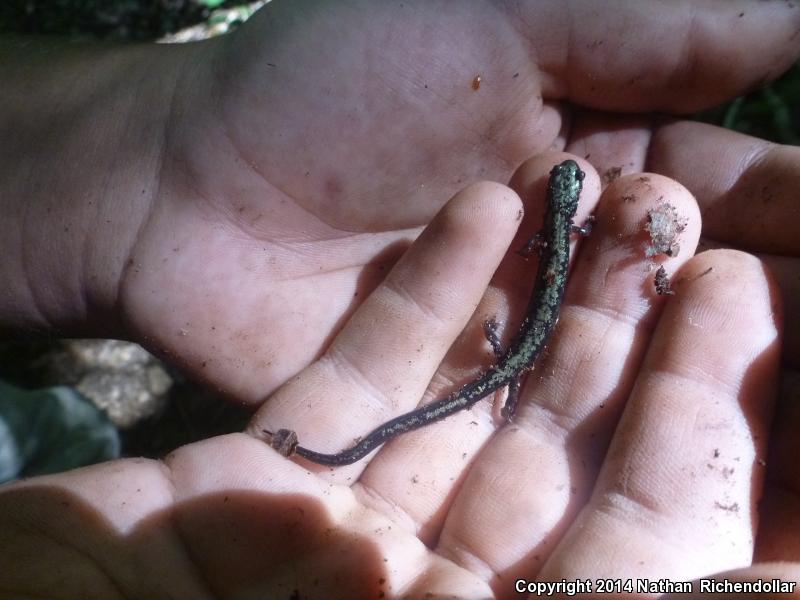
[{"left": 117, "top": 0, "right": 800, "bottom": 404}]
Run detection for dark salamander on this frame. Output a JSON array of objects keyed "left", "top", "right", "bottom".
[{"left": 266, "top": 160, "right": 585, "bottom": 466}]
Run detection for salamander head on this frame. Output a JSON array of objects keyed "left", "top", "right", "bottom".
[{"left": 548, "top": 159, "right": 584, "bottom": 217}]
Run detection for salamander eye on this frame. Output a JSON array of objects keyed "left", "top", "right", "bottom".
[{"left": 575, "top": 169, "right": 585, "bottom": 182}]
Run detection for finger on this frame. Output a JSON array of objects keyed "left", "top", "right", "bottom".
[
  {"left": 246, "top": 182, "right": 523, "bottom": 474},
  {"left": 353, "top": 152, "right": 599, "bottom": 538},
  {"left": 0, "top": 436, "right": 492, "bottom": 598},
  {"left": 649, "top": 120, "right": 800, "bottom": 366},
  {"left": 649, "top": 120, "right": 800, "bottom": 255},
  {"left": 0, "top": 458, "right": 211, "bottom": 598},
  {"left": 541, "top": 250, "right": 782, "bottom": 583},
  {"left": 540, "top": 101, "right": 569, "bottom": 153},
  {"left": 164, "top": 434, "right": 491, "bottom": 597},
  {"left": 759, "top": 256, "right": 800, "bottom": 371},
  {"left": 568, "top": 111, "right": 653, "bottom": 185},
  {"left": 756, "top": 370, "right": 800, "bottom": 562},
  {"left": 436, "top": 172, "right": 700, "bottom": 586},
  {"left": 507, "top": 0, "right": 800, "bottom": 112}
]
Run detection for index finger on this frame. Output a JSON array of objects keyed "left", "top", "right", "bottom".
[{"left": 246, "top": 181, "right": 523, "bottom": 477}]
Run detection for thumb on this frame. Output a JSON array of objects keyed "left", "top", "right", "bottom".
[{"left": 510, "top": 0, "right": 800, "bottom": 112}]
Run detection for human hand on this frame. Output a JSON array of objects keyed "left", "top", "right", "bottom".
[
  {"left": 646, "top": 121, "right": 800, "bottom": 596},
  {"left": 5, "top": 152, "right": 795, "bottom": 598},
  {"left": 5, "top": 0, "right": 791, "bottom": 401},
  {"left": 243, "top": 148, "right": 796, "bottom": 595}
]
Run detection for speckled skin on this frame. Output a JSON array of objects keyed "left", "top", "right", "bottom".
[{"left": 277, "top": 160, "right": 585, "bottom": 466}]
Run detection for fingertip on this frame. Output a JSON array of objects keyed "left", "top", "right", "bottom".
[
  {"left": 510, "top": 152, "right": 599, "bottom": 192},
  {"left": 562, "top": 170, "right": 701, "bottom": 313},
  {"left": 679, "top": 248, "right": 763, "bottom": 280},
  {"left": 445, "top": 180, "right": 524, "bottom": 232},
  {"left": 509, "top": 152, "right": 601, "bottom": 219},
  {"left": 408, "top": 180, "right": 525, "bottom": 285},
  {"left": 602, "top": 172, "right": 702, "bottom": 275},
  {"left": 672, "top": 248, "right": 784, "bottom": 336},
  {"left": 650, "top": 248, "right": 783, "bottom": 390}
]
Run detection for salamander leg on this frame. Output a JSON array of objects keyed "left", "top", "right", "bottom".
[
  {"left": 517, "top": 230, "right": 546, "bottom": 258},
  {"left": 483, "top": 317, "right": 521, "bottom": 421},
  {"left": 571, "top": 214, "right": 595, "bottom": 237}
]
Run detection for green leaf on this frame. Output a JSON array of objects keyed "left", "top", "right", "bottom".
[
  {"left": 0, "top": 381, "right": 120, "bottom": 483},
  {"left": 199, "top": 0, "right": 226, "bottom": 8}
]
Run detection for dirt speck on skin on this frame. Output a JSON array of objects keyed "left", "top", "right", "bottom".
[
  {"left": 714, "top": 501, "right": 740, "bottom": 513},
  {"left": 603, "top": 166, "right": 622, "bottom": 185},
  {"left": 645, "top": 202, "right": 686, "bottom": 258},
  {"left": 654, "top": 265, "right": 674, "bottom": 296}
]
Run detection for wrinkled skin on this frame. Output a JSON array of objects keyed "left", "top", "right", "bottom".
[{"left": 2, "top": 1, "right": 800, "bottom": 598}]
